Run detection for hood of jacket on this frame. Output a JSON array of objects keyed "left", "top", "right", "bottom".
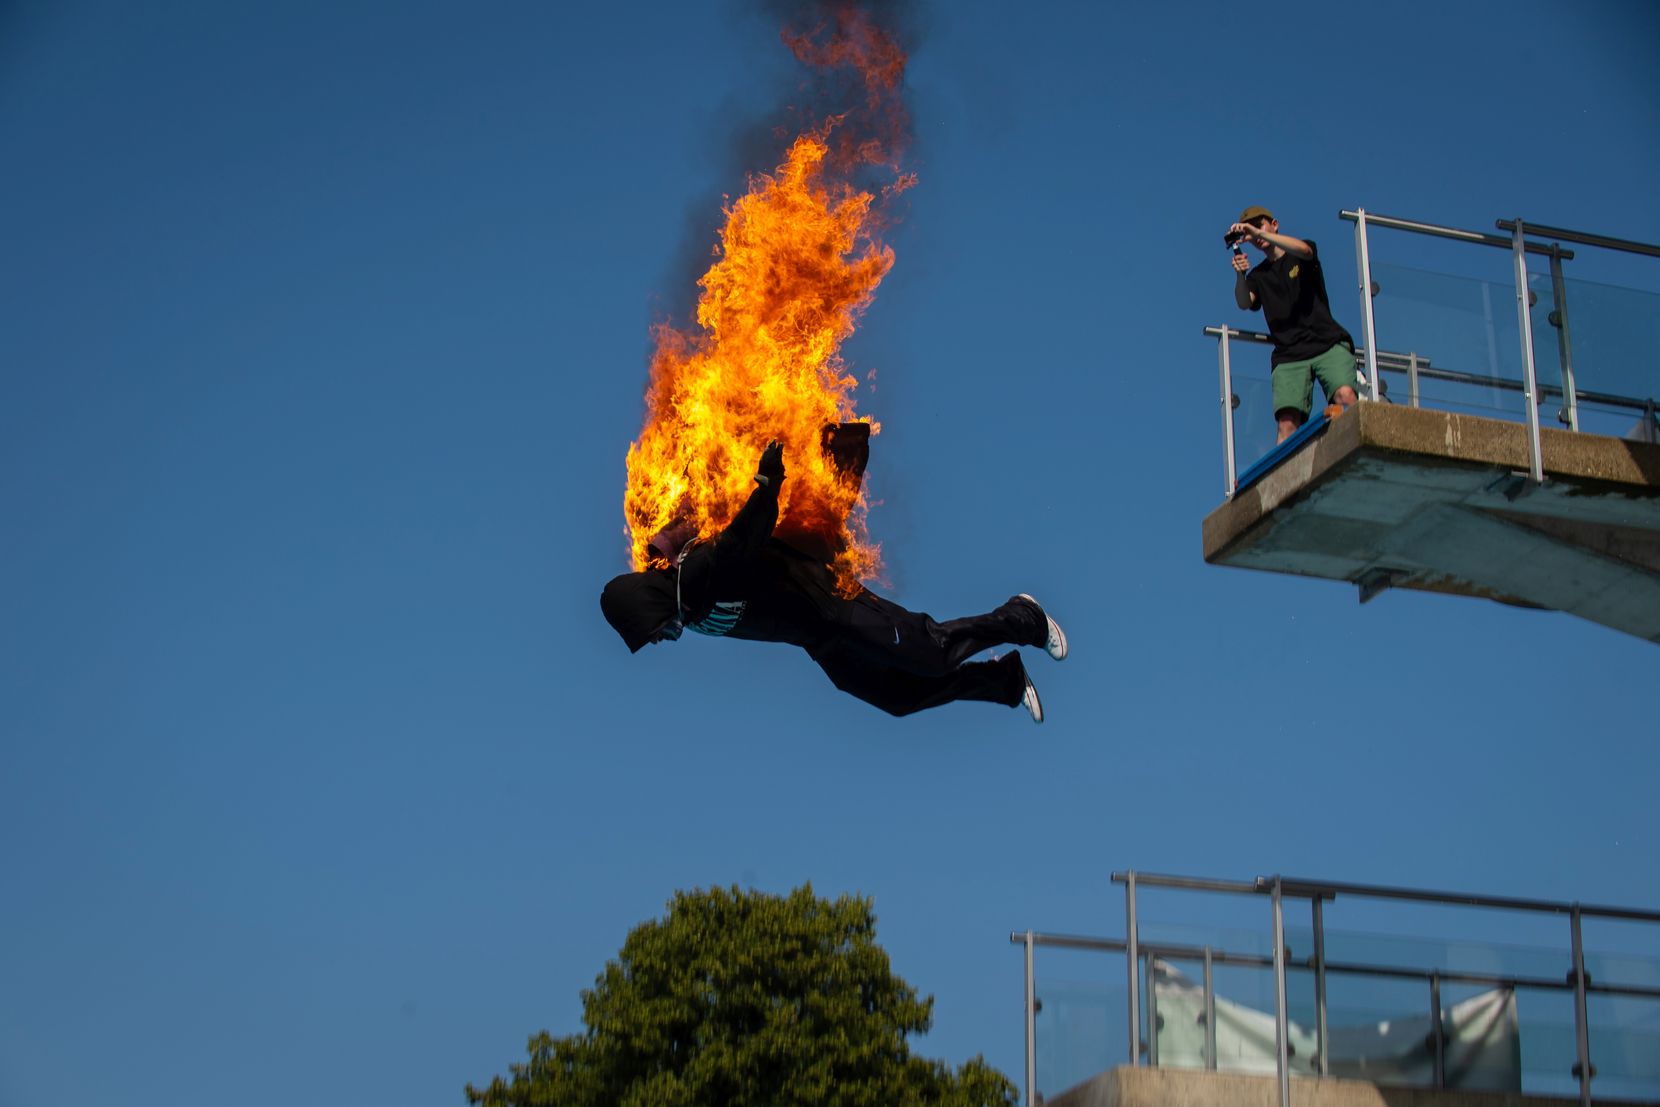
[{"left": 600, "top": 570, "right": 679, "bottom": 653}]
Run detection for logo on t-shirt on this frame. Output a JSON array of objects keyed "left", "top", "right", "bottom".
[{"left": 1289, "top": 265, "right": 1300, "bottom": 280}]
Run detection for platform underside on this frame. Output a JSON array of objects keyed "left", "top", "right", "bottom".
[{"left": 1203, "top": 403, "right": 1660, "bottom": 643}]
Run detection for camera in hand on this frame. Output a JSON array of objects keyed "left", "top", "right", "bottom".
[{"left": 1224, "top": 228, "right": 1247, "bottom": 248}]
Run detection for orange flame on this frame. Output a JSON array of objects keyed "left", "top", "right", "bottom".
[{"left": 623, "top": 7, "right": 909, "bottom": 593}]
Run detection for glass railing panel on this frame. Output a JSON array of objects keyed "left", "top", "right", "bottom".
[
  {"left": 1136, "top": 921, "right": 1275, "bottom": 961},
  {"left": 1149, "top": 957, "right": 1299, "bottom": 1075},
  {"left": 1147, "top": 957, "right": 1211, "bottom": 1073},
  {"left": 1320, "top": 974, "right": 1471, "bottom": 1090},
  {"left": 1526, "top": 270, "right": 1575, "bottom": 433},
  {"left": 1507, "top": 985, "right": 1579, "bottom": 1097},
  {"left": 1582, "top": 921, "right": 1660, "bottom": 1099},
  {"left": 1320, "top": 927, "right": 1569, "bottom": 981},
  {"left": 1368, "top": 262, "right": 1539, "bottom": 422},
  {"left": 1585, "top": 994, "right": 1660, "bottom": 1100},
  {"left": 1222, "top": 344, "right": 1278, "bottom": 479},
  {"left": 1032, "top": 946, "right": 1125, "bottom": 1101},
  {"left": 1586, "top": 929, "right": 1660, "bottom": 989},
  {"left": 1205, "top": 962, "right": 1287, "bottom": 1076},
  {"left": 1141, "top": 924, "right": 1349, "bottom": 1078},
  {"left": 1275, "top": 975, "right": 1577, "bottom": 1096},
  {"left": 1132, "top": 919, "right": 1660, "bottom": 1098},
  {"left": 1530, "top": 272, "right": 1660, "bottom": 438}
]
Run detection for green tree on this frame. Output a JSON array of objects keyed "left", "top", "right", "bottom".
[{"left": 466, "top": 884, "right": 1017, "bottom": 1107}]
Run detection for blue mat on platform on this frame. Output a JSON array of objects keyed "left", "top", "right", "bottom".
[{"left": 1234, "top": 408, "right": 1332, "bottom": 494}]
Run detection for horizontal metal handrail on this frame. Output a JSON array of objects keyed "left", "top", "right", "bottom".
[
  {"left": 1007, "top": 930, "right": 1126, "bottom": 953},
  {"left": 1115, "top": 869, "right": 1660, "bottom": 922},
  {"left": 1497, "top": 219, "right": 1660, "bottom": 259},
  {"left": 1340, "top": 210, "right": 1574, "bottom": 258},
  {"left": 1203, "top": 326, "right": 1657, "bottom": 415},
  {"left": 1111, "top": 871, "right": 1261, "bottom": 896},
  {"left": 1383, "top": 369, "right": 1653, "bottom": 414},
  {"left": 1203, "top": 325, "right": 1432, "bottom": 368},
  {"left": 1159, "top": 943, "right": 1660, "bottom": 1001},
  {"left": 1260, "top": 874, "right": 1660, "bottom": 923},
  {"left": 1008, "top": 929, "right": 1660, "bottom": 1000}
]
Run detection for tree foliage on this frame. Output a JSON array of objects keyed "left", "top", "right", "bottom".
[{"left": 466, "top": 885, "right": 1017, "bottom": 1107}]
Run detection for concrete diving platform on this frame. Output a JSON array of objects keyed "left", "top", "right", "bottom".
[{"left": 1202, "top": 403, "right": 1660, "bottom": 644}]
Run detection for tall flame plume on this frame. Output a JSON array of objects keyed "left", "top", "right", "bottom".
[{"left": 624, "top": 5, "right": 911, "bottom": 592}]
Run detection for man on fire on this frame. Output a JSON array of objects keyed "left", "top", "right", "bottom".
[{"left": 600, "top": 441, "right": 1067, "bottom": 722}]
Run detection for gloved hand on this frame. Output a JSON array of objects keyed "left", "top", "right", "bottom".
[{"left": 756, "top": 439, "right": 785, "bottom": 487}]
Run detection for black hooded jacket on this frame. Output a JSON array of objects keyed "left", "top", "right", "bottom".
[{"left": 601, "top": 479, "right": 849, "bottom": 653}]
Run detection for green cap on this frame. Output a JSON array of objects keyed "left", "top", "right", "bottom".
[{"left": 1239, "top": 205, "right": 1274, "bottom": 224}]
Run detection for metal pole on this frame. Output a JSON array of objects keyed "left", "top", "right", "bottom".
[
  {"left": 1549, "top": 248, "right": 1579, "bottom": 431},
  {"left": 1430, "top": 971, "right": 1445, "bottom": 1089},
  {"left": 1146, "top": 957, "right": 1161, "bottom": 1067},
  {"left": 1511, "top": 218, "right": 1546, "bottom": 482},
  {"left": 1313, "top": 898, "right": 1328, "bottom": 1077},
  {"left": 1354, "top": 209, "right": 1381, "bottom": 402},
  {"left": 1204, "top": 947, "right": 1217, "bottom": 1072},
  {"left": 1408, "top": 352, "right": 1421, "bottom": 409},
  {"left": 1024, "top": 930, "right": 1037, "bottom": 1107},
  {"left": 1272, "top": 877, "right": 1291, "bottom": 1107},
  {"left": 1345, "top": 210, "right": 1573, "bottom": 256},
  {"left": 1125, "top": 871, "right": 1141, "bottom": 1066},
  {"left": 1218, "top": 327, "right": 1238, "bottom": 496},
  {"left": 1571, "top": 907, "right": 1592, "bottom": 1106}
]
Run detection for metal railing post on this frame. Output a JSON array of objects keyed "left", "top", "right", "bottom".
[
  {"left": 1125, "top": 871, "right": 1141, "bottom": 1066},
  {"left": 1430, "top": 971, "right": 1445, "bottom": 1088},
  {"left": 1571, "top": 906, "right": 1592, "bottom": 1106},
  {"left": 1146, "top": 957, "right": 1161, "bottom": 1067},
  {"left": 1313, "top": 897, "right": 1328, "bottom": 1077},
  {"left": 1511, "top": 218, "right": 1546, "bottom": 482},
  {"left": 1271, "top": 877, "right": 1291, "bottom": 1107},
  {"left": 1023, "top": 930, "right": 1037, "bottom": 1107},
  {"left": 1548, "top": 247, "right": 1579, "bottom": 431},
  {"left": 1218, "top": 326, "right": 1238, "bottom": 496},
  {"left": 1203, "top": 947, "right": 1217, "bottom": 1071},
  {"left": 1408, "top": 352, "right": 1421, "bottom": 408},
  {"left": 1354, "top": 209, "right": 1381, "bottom": 402}
]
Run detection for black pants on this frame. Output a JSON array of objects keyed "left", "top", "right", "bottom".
[{"left": 806, "top": 593, "right": 1044, "bottom": 717}]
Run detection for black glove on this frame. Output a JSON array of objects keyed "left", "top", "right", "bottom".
[{"left": 756, "top": 440, "right": 785, "bottom": 487}]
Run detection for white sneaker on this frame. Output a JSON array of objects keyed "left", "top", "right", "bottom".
[
  {"left": 1021, "top": 672, "right": 1044, "bottom": 724},
  {"left": 1018, "top": 594, "right": 1067, "bottom": 661}
]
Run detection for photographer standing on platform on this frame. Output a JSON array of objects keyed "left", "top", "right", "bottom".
[{"left": 1228, "top": 205, "right": 1358, "bottom": 443}]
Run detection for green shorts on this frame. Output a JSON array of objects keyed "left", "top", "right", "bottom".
[{"left": 1272, "top": 343, "right": 1358, "bottom": 418}]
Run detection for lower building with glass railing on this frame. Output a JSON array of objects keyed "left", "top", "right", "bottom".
[{"left": 1010, "top": 871, "right": 1660, "bottom": 1107}]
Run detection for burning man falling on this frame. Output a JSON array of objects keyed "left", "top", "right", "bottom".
[
  {"left": 602, "top": 439, "right": 1067, "bottom": 722},
  {"left": 599, "top": 2, "right": 1069, "bottom": 722}
]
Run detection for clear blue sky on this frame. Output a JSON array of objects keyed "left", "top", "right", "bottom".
[{"left": 4, "top": 2, "right": 1658, "bottom": 1104}]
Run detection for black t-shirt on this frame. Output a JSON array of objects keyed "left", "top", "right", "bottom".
[{"left": 1245, "top": 240, "right": 1355, "bottom": 365}]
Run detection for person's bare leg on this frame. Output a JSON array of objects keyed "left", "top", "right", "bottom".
[{"left": 1321, "top": 384, "right": 1360, "bottom": 422}]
